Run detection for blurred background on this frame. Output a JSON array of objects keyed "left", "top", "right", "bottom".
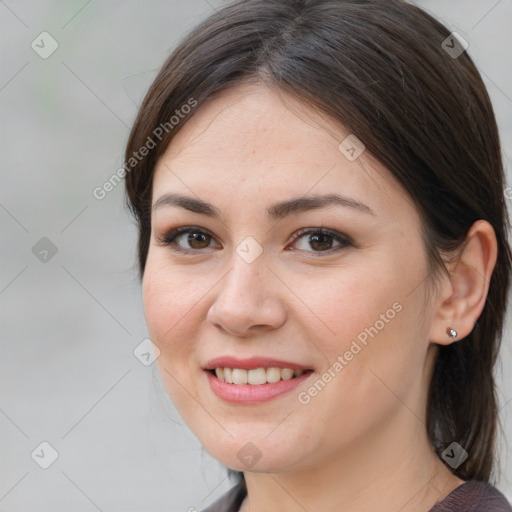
[{"left": 1, "top": 1, "right": 511, "bottom": 510}]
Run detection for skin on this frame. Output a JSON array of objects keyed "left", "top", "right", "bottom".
[{"left": 142, "top": 83, "right": 497, "bottom": 511}]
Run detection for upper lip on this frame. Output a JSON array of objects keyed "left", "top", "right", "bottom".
[{"left": 203, "top": 356, "right": 312, "bottom": 371}]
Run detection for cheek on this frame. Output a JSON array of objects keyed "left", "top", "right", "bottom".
[
  {"left": 142, "top": 260, "right": 204, "bottom": 374},
  {"left": 331, "top": 319, "right": 429, "bottom": 440},
  {"left": 143, "top": 249, "right": 202, "bottom": 333},
  {"left": 295, "top": 249, "right": 430, "bottom": 406},
  {"left": 142, "top": 268, "right": 206, "bottom": 420},
  {"left": 290, "top": 258, "right": 410, "bottom": 356}
]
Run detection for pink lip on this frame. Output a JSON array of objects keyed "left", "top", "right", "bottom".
[
  {"left": 203, "top": 356, "right": 311, "bottom": 371},
  {"left": 205, "top": 370, "right": 313, "bottom": 404}
]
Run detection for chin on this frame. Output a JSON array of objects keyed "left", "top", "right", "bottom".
[{"left": 196, "top": 430, "right": 314, "bottom": 474}]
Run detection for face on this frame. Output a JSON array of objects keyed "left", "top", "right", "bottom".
[{"left": 142, "top": 84, "right": 437, "bottom": 474}]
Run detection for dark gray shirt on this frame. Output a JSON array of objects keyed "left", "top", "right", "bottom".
[{"left": 201, "top": 480, "right": 512, "bottom": 512}]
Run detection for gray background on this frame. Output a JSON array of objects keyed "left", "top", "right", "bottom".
[{"left": 1, "top": 1, "right": 511, "bottom": 510}]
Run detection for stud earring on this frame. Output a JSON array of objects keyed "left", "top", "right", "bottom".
[{"left": 446, "top": 327, "right": 458, "bottom": 339}]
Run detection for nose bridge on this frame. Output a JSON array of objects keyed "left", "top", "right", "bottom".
[
  {"left": 207, "top": 247, "right": 287, "bottom": 335},
  {"left": 222, "top": 248, "right": 268, "bottom": 307},
  {"left": 219, "top": 231, "right": 267, "bottom": 295}
]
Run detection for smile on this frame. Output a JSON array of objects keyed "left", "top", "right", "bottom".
[
  {"left": 212, "top": 367, "right": 307, "bottom": 385},
  {"left": 204, "top": 357, "right": 314, "bottom": 403}
]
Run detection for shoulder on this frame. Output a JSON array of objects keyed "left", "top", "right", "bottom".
[
  {"left": 200, "top": 482, "right": 247, "bottom": 512},
  {"left": 199, "top": 480, "right": 512, "bottom": 512},
  {"left": 430, "top": 480, "right": 512, "bottom": 512}
]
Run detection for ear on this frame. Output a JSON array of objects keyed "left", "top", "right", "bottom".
[{"left": 429, "top": 220, "right": 498, "bottom": 345}]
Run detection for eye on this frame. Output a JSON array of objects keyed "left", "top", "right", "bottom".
[
  {"left": 157, "top": 226, "right": 220, "bottom": 253},
  {"left": 157, "top": 226, "right": 352, "bottom": 256},
  {"left": 287, "top": 228, "right": 352, "bottom": 254}
]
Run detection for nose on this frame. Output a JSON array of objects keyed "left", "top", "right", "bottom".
[{"left": 206, "top": 256, "right": 287, "bottom": 337}]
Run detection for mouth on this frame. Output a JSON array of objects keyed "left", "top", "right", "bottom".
[
  {"left": 209, "top": 367, "right": 311, "bottom": 385},
  {"left": 203, "top": 357, "right": 314, "bottom": 403}
]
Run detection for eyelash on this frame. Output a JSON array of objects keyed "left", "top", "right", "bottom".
[{"left": 156, "top": 226, "right": 353, "bottom": 256}]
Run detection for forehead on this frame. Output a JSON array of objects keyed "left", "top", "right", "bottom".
[{"left": 152, "top": 84, "right": 416, "bottom": 222}]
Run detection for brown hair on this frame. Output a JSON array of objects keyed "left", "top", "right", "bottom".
[{"left": 124, "top": 0, "right": 511, "bottom": 483}]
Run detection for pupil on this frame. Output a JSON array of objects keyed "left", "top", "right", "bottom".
[
  {"left": 189, "top": 232, "right": 209, "bottom": 248},
  {"left": 311, "top": 234, "right": 331, "bottom": 250}
]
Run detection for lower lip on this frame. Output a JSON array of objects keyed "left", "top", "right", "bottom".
[{"left": 206, "top": 371, "right": 313, "bottom": 403}]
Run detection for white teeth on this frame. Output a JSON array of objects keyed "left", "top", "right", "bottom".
[
  {"left": 281, "top": 368, "right": 294, "bottom": 380},
  {"left": 232, "top": 368, "right": 248, "bottom": 385},
  {"left": 224, "top": 367, "right": 233, "bottom": 384},
  {"left": 213, "top": 367, "right": 308, "bottom": 385},
  {"left": 248, "top": 368, "right": 267, "bottom": 385},
  {"left": 266, "top": 367, "right": 281, "bottom": 383}
]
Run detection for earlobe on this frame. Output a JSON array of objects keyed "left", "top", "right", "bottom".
[{"left": 429, "top": 220, "right": 498, "bottom": 345}]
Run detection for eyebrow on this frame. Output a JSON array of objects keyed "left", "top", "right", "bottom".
[{"left": 152, "top": 193, "right": 375, "bottom": 220}]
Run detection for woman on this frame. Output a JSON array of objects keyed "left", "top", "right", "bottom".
[{"left": 124, "top": 0, "right": 512, "bottom": 510}]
